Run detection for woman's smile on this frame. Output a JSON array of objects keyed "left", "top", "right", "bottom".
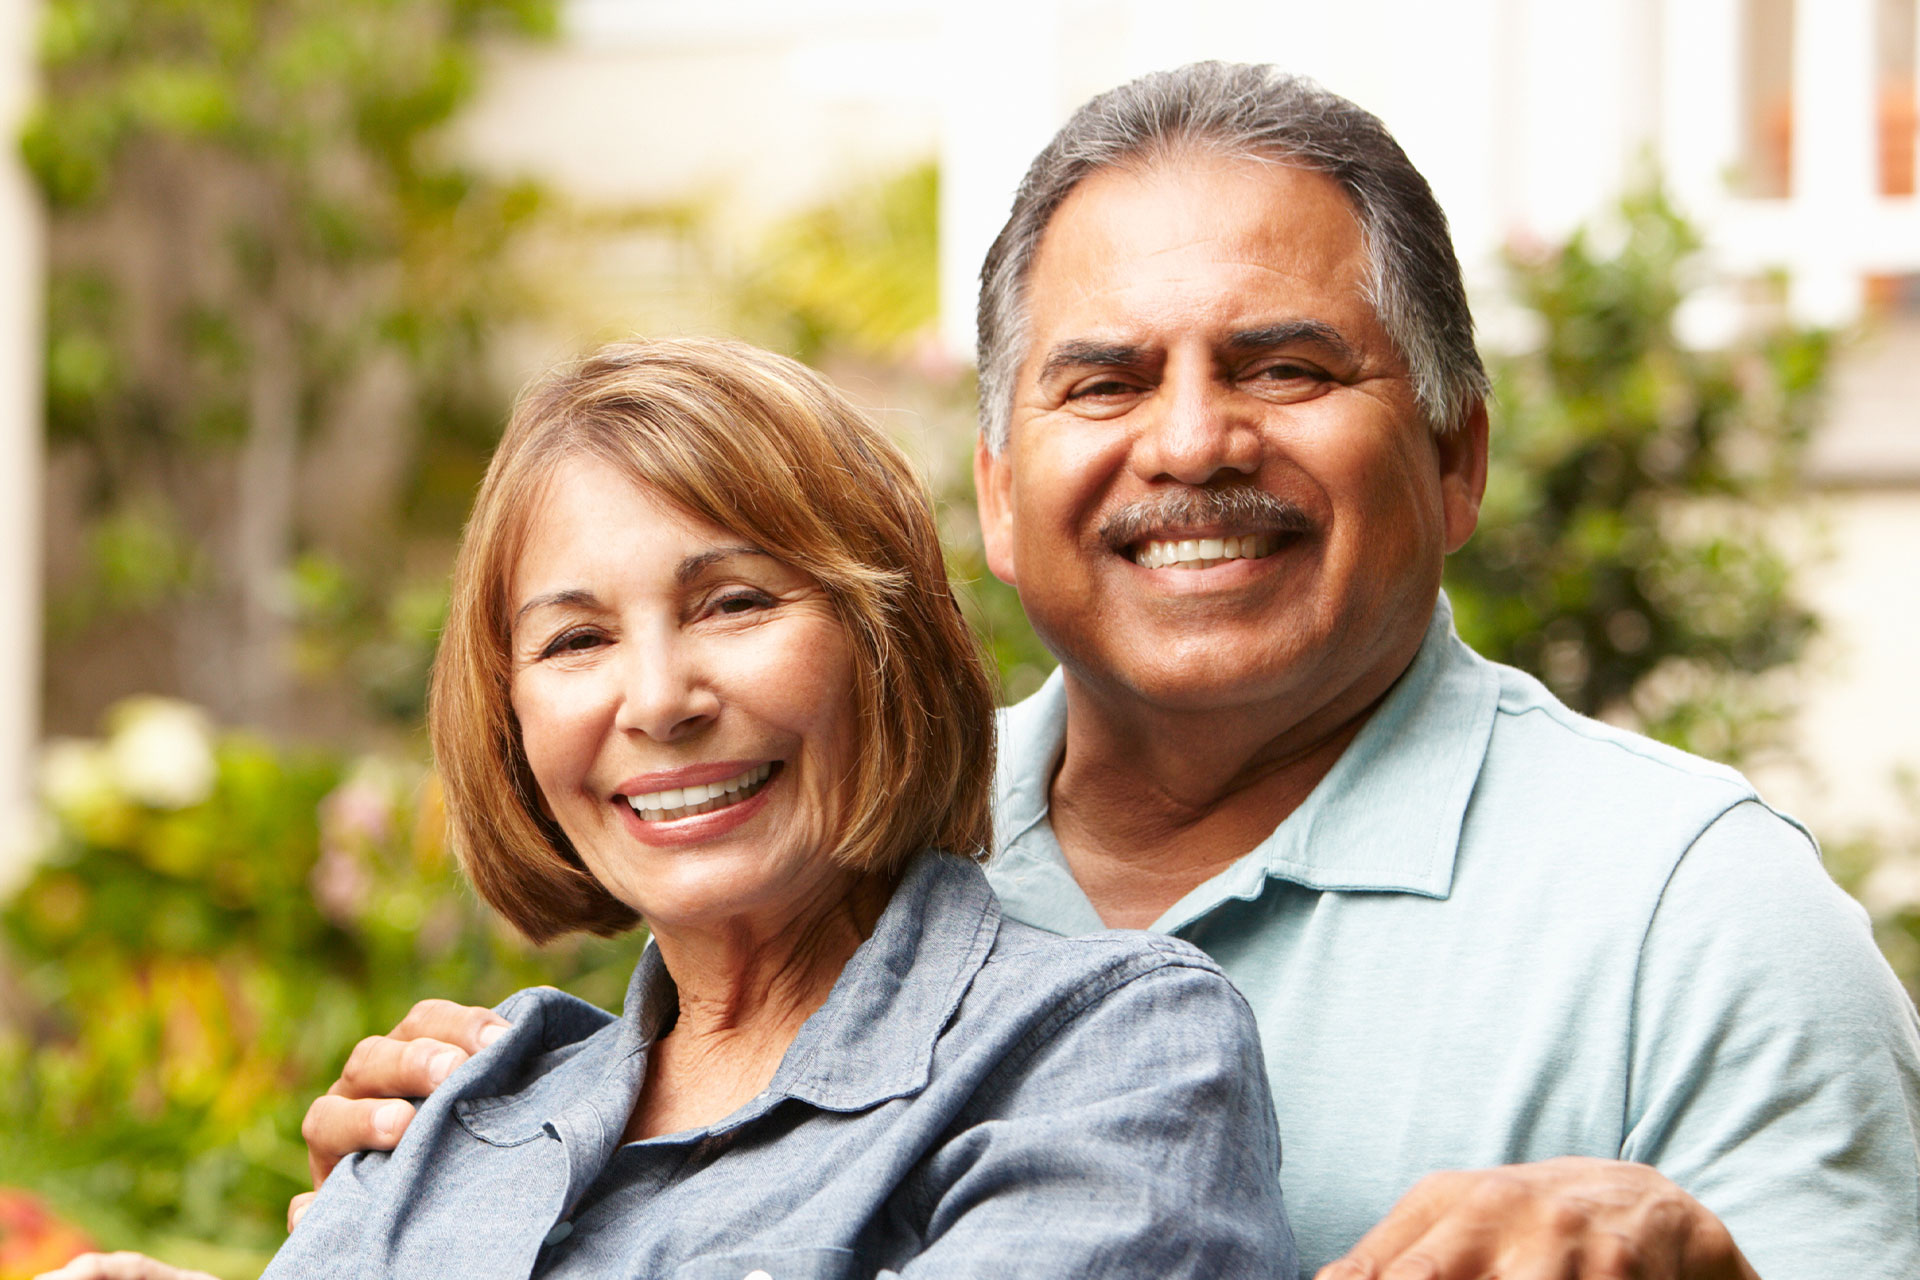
[
  {"left": 507, "top": 455, "right": 863, "bottom": 933},
  {"left": 614, "top": 760, "right": 780, "bottom": 845}
]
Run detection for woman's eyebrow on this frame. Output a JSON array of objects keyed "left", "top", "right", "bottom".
[
  {"left": 675, "top": 545, "right": 771, "bottom": 586},
  {"left": 513, "top": 587, "right": 598, "bottom": 627}
]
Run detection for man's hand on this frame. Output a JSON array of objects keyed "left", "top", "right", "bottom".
[
  {"left": 1316, "top": 1158, "right": 1760, "bottom": 1280},
  {"left": 35, "top": 1253, "right": 218, "bottom": 1280},
  {"left": 293, "top": 999, "right": 508, "bottom": 1226}
]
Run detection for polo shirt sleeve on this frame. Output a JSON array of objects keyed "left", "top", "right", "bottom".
[
  {"left": 1622, "top": 799, "right": 1920, "bottom": 1280},
  {"left": 891, "top": 948, "right": 1296, "bottom": 1279}
]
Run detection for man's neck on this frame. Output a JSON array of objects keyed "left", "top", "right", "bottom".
[{"left": 1046, "top": 673, "right": 1394, "bottom": 930}]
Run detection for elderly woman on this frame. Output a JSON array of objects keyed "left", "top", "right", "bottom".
[{"left": 223, "top": 337, "right": 1289, "bottom": 1279}]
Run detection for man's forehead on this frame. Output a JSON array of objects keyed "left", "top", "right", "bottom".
[{"left": 1016, "top": 158, "right": 1377, "bottom": 363}]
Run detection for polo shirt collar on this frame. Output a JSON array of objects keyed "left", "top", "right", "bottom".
[
  {"left": 457, "top": 852, "right": 1002, "bottom": 1148},
  {"left": 991, "top": 594, "right": 1500, "bottom": 934}
]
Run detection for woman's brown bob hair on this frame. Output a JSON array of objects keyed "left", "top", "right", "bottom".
[{"left": 432, "top": 337, "right": 996, "bottom": 942}]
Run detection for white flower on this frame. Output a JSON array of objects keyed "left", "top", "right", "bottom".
[
  {"left": 106, "top": 697, "right": 218, "bottom": 810},
  {"left": 38, "top": 737, "right": 117, "bottom": 816},
  {"left": 0, "top": 804, "right": 57, "bottom": 901}
]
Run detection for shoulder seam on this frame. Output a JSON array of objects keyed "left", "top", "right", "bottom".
[{"left": 1496, "top": 699, "right": 1754, "bottom": 793}]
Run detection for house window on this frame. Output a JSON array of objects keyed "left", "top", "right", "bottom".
[
  {"left": 1741, "top": 0, "right": 1796, "bottom": 198},
  {"left": 1879, "top": 0, "right": 1917, "bottom": 195}
]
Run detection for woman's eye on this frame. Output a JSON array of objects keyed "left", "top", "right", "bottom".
[
  {"left": 710, "top": 589, "right": 775, "bottom": 617},
  {"left": 539, "top": 628, "right": 604, "bottom": 660}
]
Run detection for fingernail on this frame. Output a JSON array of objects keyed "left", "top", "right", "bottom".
[
  {"left": 375, "top": 1100, "right": 410, "bottom": 1140},
  {"left": 477, "top": 1021, "right": 506, "bottom": 1048},
  {"left": 428, "top": 1049, "right": 460, "bottom": 1085},
  {"left": 290, "top": 1199, "right": 311, "bottom": 1229}
]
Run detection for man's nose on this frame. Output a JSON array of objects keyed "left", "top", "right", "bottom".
[
  {"left": 611, "top": 634, "right": 719, "bottom": 742},
  {"left": 1134, "top": 370, "right": 1261, "bottom": 485}
]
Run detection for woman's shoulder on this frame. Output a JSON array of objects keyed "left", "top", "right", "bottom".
[
  {"left": 967, "top": 916, "right": 1258, "bottom": 1049},
  {"left": 988, "top": 916, "right": 1226, "bottom": 981}
]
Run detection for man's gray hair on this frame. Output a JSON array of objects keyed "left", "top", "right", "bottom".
[{"left": 975, "top": 62, "right": 1489, "bottom": 452}]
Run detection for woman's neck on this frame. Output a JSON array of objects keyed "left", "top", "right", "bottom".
[{"left": 625, "top": 869, "right": 893, "bottom": 1141}]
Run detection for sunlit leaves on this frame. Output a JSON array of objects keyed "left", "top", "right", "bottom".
[{"left": 1445, "top": 186, "right": 1826, "bottom": 762}]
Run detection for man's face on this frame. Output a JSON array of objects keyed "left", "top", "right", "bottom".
[{"left": 975, "top": 155, "right": 1486, "bottom": 731}]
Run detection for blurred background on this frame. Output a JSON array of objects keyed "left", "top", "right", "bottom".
[{"left": 1, "top": 0, "right": 1917, "bottom": 1274}]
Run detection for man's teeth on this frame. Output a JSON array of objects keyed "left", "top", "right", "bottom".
[
  {"left": 1135, "top": 534, "right": 1280, "bottom": 570},
  {"left": 626, "top": 763, "right": 772, "bottom": 822}
]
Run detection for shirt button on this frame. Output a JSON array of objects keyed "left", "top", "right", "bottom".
[
  {"left": 542, "top": 1221, "right": 573, "bottom": 1246},
  {"left": 743, "top": 1271, "right": 773, "bottom": 1280}
]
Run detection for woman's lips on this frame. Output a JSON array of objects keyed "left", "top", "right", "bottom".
[
  {"left": 613, "top": 763, "right": 781, "bottom": 847},
  {"left": 623, "top": 761, "right": 773, "bottom": 820}
]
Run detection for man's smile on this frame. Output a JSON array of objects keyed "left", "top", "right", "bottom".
[
  {"left": 1099, "top": 487, "right": 1318, "bottom": 573},
  {"left": 1133, "top": 532, "right": 1285, "bottom": 569}
]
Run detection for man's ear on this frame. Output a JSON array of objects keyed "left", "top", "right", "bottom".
[
  {"left": 1438, "top": 398, "right": 1489, "bottom": 554},
  {"left": 973, "top": 435, "right": 1018, "bottom": 587}
]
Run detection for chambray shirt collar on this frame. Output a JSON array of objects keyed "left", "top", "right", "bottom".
[
  {"left": 992, "top": 594, "right": 1500, "bottom": 934},
  {"left": 457, "top": 852, "right": 1002, "bottom": 1150}
]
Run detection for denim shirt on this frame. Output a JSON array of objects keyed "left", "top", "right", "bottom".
[{"left": 266, "top": 852, "right": 1295, "bottom": 1280}]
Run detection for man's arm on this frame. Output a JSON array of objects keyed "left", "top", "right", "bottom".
[
  {"left": 293, "top": 999, "right": 508, "bottom": 1226},
  {"left": 1320, "top": 799, "right": 1920, "bottom": 1280},
  {"left": 1316, "top": 1158, "right": 1755, "bottom": 1280}
]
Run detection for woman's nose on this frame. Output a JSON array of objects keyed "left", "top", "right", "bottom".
[
  {"left": 1134, "top": 372, "right": 1262, "bottom": 486},
  {"left": 611, "top": 638, "right": 719, "bottom": 742}
]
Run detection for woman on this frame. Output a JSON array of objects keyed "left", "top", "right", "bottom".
[{"left": 53, "top": 338, "right": 1292, "bottom": 1280}]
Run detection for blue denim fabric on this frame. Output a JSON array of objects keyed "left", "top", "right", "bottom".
[{"left": 266, "top": 852, "right": 1295, "bottom": 1279}]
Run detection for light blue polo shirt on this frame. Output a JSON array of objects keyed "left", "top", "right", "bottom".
[{"left": 987, "top": 596, "right": 1920, "bottom": 1280}]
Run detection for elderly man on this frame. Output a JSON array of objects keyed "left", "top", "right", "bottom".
[{"left": 299, "top": 64, "right": 1920, "bottom": 1280}]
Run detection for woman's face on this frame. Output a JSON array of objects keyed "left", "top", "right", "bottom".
[{"left": 507, "top": 455, "right": 863, "bottom": 935}]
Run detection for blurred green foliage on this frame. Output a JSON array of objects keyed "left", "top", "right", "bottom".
[
  {"left": 0, "top": 700, "right": 635, "bottom": 1277},
  {"left": 27, "top": 0, "right": 555, "bottom": 728},
  {"left": 1445, "top": 189, "right": 1828, "bottom": 763},
  {"left": 734, "top": 162, "right": 942, "bottom": 365}
]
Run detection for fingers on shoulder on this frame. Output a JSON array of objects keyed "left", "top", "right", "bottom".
[
  {"left": 392, "top": 998, "right": 508, "bottom": 1054},
  {"left": 332, "top": 1033, "right": 467, "bottom": 1100},
  {"left": 302, "top": 1092, "right": 415, "bottom": 1182}
]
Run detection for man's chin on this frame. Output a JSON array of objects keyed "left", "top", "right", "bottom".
[{"left": 1053, "top": 635, "right": 1323, "bottom": 720}]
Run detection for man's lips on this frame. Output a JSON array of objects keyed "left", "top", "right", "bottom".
[
  {"left": 1098, "top": 489, "right": 1317, "bottom": 568},
  {"left": 1133, "top": 531, "right": 1290, "bottom": 570}
]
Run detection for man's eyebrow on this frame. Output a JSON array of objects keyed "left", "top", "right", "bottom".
[
  {"left": 1226, "top": 321, "right": 1358, "bottom": 362},
  {"left": 674, "top": 544, "right": 770, "bottom": 586},
  {"left": 1036, "top": 340, "right": 1146, "bottom": 383}
]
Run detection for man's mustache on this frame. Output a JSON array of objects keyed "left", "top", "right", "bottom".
[{"left": 1099, "top": 488, "right": 1316, "bottom": 551}]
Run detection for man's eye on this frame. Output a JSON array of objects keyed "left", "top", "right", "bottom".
[
  {"left": 1068, "top": 378, "right": 1139, "bottom": 399},
  {"left": 1255, "top": 362, "right": 1322, "bottom": 381}
]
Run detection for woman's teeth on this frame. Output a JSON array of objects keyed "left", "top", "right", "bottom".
[
  {"left": 1134, "top": 534, "right": 1280, "bottom": 570},
  {"left": 626, "top": 763, "right": 772, "bottom": 822}
]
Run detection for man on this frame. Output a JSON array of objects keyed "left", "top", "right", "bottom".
[{"left": 301, "top": 64, "right": 1920, "bottom": 1279}]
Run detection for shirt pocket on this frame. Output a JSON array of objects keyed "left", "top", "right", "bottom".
[{"left": 669, "top": 1245, "right": 860, "bottom": 1280}]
